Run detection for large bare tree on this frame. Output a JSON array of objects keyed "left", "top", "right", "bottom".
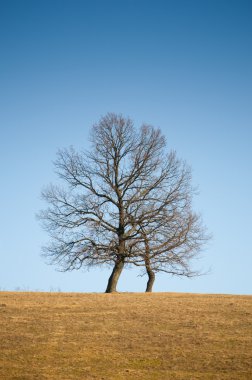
[{"left": 39, "top": 113, "right": 208, "bottom": 292}]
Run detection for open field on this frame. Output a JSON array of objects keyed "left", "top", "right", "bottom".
[{"left": 0, "top": 292, "right": 251, "bottom": 379}]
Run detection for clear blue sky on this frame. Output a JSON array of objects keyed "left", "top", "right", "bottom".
[{"left": 0, "top": 0, "right": 251, "bottom": 294}]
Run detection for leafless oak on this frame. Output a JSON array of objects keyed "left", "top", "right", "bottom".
[{"left": 39, "top": 113, "right": 209, "bottom": 292}]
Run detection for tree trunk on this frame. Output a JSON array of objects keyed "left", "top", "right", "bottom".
[
  {"left": 105, "top": 257, "right": 125, "bottom": 293},
  {"left": 143, "top": 231, "right": 155, "bottom": 292},
  {"left": 145, "top": 269, "right": 155, "bottom": 292},
  {"left": 105, "top": 195, "right": 126, "bottom": 293}
]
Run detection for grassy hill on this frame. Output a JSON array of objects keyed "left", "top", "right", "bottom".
[{"left": 0, "top": 292, "right": 251, "bottom": 379}]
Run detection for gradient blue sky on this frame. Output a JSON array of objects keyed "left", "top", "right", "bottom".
[{"left": 0, "top": 0, "right": 251, "bottom": 294}]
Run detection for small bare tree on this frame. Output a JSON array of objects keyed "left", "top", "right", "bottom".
[
  {"left": 39, "top": 113, "right": 208, "bottom": 292},
  {"left": 124, "top": 153, "right": 209, "bottom": 292},
  {"left": 132, "top": 212, "right": 207, "bottom": 292}
]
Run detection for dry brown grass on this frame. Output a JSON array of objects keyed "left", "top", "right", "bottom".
[{"left": 0, "top": 292, "right": 251, "bottom": 379}]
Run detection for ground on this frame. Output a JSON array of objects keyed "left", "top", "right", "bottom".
[{"left": 0, "top": 292, "right": 251, "bottom": 379}]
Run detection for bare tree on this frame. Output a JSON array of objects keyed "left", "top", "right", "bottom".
[
  {"left": 39, "top": 113, "right": 208, "bottom": 292},
  {"left": 132, "top": 212, "right": 207, "bottom": 292},
  {"left": 124, "top": 152, "right": 209, "bottom": 292}
]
